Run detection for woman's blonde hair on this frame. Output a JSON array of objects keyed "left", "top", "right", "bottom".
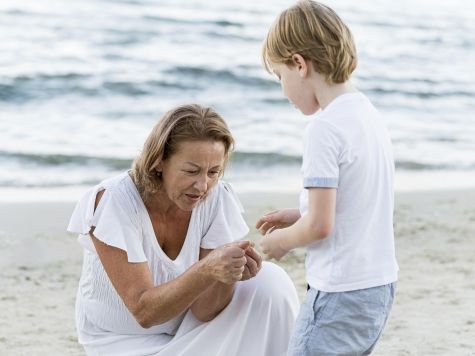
[
  {"left": 132, "top": 104, "right": 234, "bottom": 200},
  {"left": 262, "top": 0, "right": 357, "bottom": 84}
]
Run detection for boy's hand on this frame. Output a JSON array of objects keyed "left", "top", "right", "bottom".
[
  {"left": 260, "top": 228, "right": 290, "bottom": 261},
  {"left": 255, "top": 209, "right": 301, "bottom": 235}
]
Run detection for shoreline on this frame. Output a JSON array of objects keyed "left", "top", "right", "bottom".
[{"left": 1, "top": 188, "right": 474, "bottom": 354}]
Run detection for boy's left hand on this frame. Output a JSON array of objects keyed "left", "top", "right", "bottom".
[{"left": 260, "top": 229, "right": 290, "bottom": 261}]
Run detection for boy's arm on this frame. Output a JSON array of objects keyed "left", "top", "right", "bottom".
[
  {"left": 260, "top": 188, "right": 336, "bottom": 260},
  {"left": 256, "top": 208, "right": 301, "bottom": 235}
]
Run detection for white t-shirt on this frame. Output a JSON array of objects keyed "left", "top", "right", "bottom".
[
  {"left": 67, "top": 172, "right": 249, "bottom": 344},
  {"left": 300, "top": 92, "right": 398, "bottom": 292}
]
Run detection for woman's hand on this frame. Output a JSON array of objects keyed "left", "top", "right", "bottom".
[
  {"left": 255, "top": 209, "right": 301, "bottom": 235},
  {"left": 201, "top": 241, "right": 250, "bottom": 284},
  {"left": 240, "top": 244, "right": 263, "bottom": 281}
]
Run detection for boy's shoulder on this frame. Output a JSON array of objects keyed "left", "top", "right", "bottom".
[
  {"left": 318, "top": 92, "right": 377, "bottom": 125},
  {"left": 306, "top": 92, "right": 383, "bottom": 145},
  {"left": 322, "top": 92, "right": 368, "bottom": 115}
]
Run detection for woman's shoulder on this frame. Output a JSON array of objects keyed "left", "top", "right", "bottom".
[
  {"left": 73, "top": 172, "right": 140, "bottom": 219},
  {"left": 98, "top": 171, "right": 134, "bottom": 192},
  {"left": 197, "top": 180, "right": 245, "bottom": 223},
  {"left": 90, "top": 171, "right": 138, "bottom": 200}
]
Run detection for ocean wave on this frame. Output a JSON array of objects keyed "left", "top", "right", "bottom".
[
  {"left": 4, "top": 150, "right": 473, "bottom": 172},
  {"left": 0, "top": 73, "right": 198, "bottom": 102},
  {"left": 3, "top": 68, "right": 471, "bottom": 105},
  {"left": 164, "top": 66, "right": 277, "bottom": 89},
  {"left": 0, "top": 150, "right": 301, "bottom": 169},
  {"left": 231, "top": 152, "right": 301, "bottom": 165},
  {"left": 1, "top": 150, "right": 475, "bottom": 189},
  {"left": 204, "top": 30, "right": 258, "bottom": 42},
  {"left": 394, "top": 161, "right": 473, "bottom": 170},
  {"left": 0, "top": 73, "right": 93, "bottom": 102},
  {"left": 365, "top": 86, "right": 475, "bottom": 99},
  {"left": 0, "top": 151, "right": 132, "bottom": 169},
  {"left": 142, "top": 15, "right": 244, "bottom": 28}
]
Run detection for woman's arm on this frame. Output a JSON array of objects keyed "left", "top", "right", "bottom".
[
  {"left": 190, "top": 274, "right": 234, "bottom": 322},
  {"left": 190, "top": 242, "right": 256, "bottom": 322},
  {"left": 190, "top": 243, "right": 262, "bottom": 322},
  {"left": 90, "top": 191, "right": 248, "bottom": 329},
  {"left": 91, "top": 234, "right": 247, "bottom": 328}
]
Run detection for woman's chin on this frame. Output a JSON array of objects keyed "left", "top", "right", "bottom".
[{"left": 177, "top": 199, "right": 200, "bottom": 211}]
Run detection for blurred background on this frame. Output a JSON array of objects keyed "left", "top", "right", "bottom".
[{"left": 1, "top": 0, "right": 474, "bottom": 200}]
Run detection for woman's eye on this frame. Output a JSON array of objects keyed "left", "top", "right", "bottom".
[
  {"left": 208, "top": 171, "right": 220, "bottom": 177},
  {"left": 185, "top": 170, "right": 198, "bottom": 175}
]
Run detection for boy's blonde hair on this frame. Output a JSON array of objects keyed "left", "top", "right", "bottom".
[
  {"left": 132, "top": 104, "right": 234, "bottom": 201},
  {"left": 262, "top": 0, "right": 357, "bottom": 84}
]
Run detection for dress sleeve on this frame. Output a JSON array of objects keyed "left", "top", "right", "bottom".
[
  {"left": 302, "top": 120, "right": 341, "bottom": 189},
  {"left": 67, "top": 185, "right": 147, "bottom": 263},
  {"left": 200, "top": 181, "right": 249, "bottom": 249}
]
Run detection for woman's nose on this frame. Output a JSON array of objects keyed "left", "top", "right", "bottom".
[{"left": 194, "top": 174, "right": 208, "bottom": 192}]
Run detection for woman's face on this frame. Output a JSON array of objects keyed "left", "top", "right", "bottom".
[{"left": 157, "top": 140, "right": 225, "bottom": 211}]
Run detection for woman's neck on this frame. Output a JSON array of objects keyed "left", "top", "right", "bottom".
[{"left": 145, "top": 189, "right": 180, "bottom": 217}]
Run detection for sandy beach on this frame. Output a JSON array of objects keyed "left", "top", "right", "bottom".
[{"left": 1, "top": 188, "right": 474, "bottom": 355}]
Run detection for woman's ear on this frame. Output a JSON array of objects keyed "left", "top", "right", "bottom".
[
  {"left": 292, "top": 54, "right": 308, "bottom": 78},
  {"left": 151, "top": 161, "right": 163, "bottom": 175}
]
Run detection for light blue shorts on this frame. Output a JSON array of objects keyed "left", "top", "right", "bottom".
[{"left": 288, "top": 283, "right": 396, "bottom": 356}]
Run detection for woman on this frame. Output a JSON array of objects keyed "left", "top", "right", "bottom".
[{"left": 67, "top": 104, "right": 299, "bottom": 356}]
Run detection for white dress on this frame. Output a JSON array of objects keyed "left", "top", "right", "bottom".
[{"left": 67, "top": 172, "right": 299, "bottom": 356}]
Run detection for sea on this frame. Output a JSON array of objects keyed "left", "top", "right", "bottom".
[{"left": 1, "top": 0, "right": 474, "bottom": 201}]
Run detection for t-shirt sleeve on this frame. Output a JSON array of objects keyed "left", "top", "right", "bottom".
[
  {"left": 200, "top": 181, "right": 249, "bottom": 249},
  {"left": 67, "top": 186, "right": 146, "bottom": 263},
  {"left": 302, "top": 120, "right": 341, "bottom": 189}
]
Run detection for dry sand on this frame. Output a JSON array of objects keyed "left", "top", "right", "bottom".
[{"left": 0, "top": 189, "right": 474, "bottom": 355}]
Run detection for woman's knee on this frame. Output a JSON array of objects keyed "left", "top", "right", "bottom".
[{"left": 240, "top": 262, "right": 298, "bottom": 304}]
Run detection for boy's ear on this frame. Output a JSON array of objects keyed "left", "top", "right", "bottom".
[{"left": 292, "top": 54, "right": 308, "bottom": 78}]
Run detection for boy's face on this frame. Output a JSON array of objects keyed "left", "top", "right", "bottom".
[{"left": 270, "top": 61, "right": 320, "bottom": 115}]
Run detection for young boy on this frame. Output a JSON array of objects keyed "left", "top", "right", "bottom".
[{"left": 257, "top": 1, "right": 398, "bottom": 355}]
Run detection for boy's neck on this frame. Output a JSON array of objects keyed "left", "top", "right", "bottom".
[{"left": 314, "top": 77, "right": 357, "bottom": 110}]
